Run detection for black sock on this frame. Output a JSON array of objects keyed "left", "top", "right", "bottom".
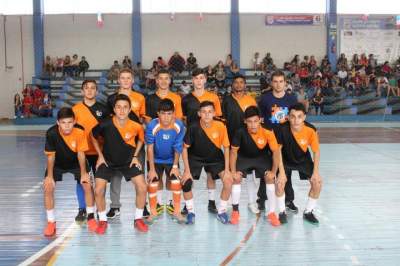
[
  {"left": 232, "top": 204, "right": 239, "bottom": 211},
  {"left": 209, "top": 200, "right": 216, "bottom": 206},
  {"left": 87, "top": 213, "right": 94, "bottom": 220}
]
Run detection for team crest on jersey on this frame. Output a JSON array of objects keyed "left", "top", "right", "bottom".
[
  {"left": 212, "top": 132, "right": 219, "bottom": 139},
  {"left": 162, "top": 134, "right": 170, "bottom": 140},
  {"left": 125, "top": 133, "right": 131, "bottom": 140},
  {"left": 299, "top": 139, "right": 307, "bottom": 146},
  {"left": 71, "top": 141, "right": 77, "bottom": 149},
  {"left": 257, "top": 138, "right": 265, "bottom": 145},
  {"left": 96, "top": 110, "right": 102, "bottom": 117},
  {"left": 131, "top": 101, "right": 139, "bottom": 109}
]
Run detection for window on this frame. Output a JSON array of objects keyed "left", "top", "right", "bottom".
[
  {"left": 240, "top": 0, "right": 326, "bottom": 14},
  {"left": 44, "top": 0, "right": 132, "bottom": 14},
  {"left": 0, "top": 0, "right": 33, "bottom": 15},
  {"left": 338, "top": 0, "right": 400, "bottom": 14},
  {"left": 141, "top": 0, "right": 230, "bottom": 13}
]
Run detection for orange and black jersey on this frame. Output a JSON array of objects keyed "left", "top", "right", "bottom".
[
  {"left": 44, "top": 124, "right": 89, "bottom": 170},
  {"left": 231, "top": 127, "right": 279, "bottom": 158},
  {"left": 107, "top": 90, "right": 146, "bottom": 123},
  {"left": 72, "top": 101, "right": 109, "bottom": 155},
  {"left": 182, "top": 90, "right": 222, "bottom": 125},
  {"left": 222, "top": 94, "right": 257, "bottom": 140},
  {"left": 92, "top": 117, "right": 144, "bottom": 167},
  {"left": 145, "top": 91, "right": 183, "bottom": 120},
  {"left": 184, "top": 120, "right": 229, "bottom": 163},
  {"left": 275, "top": 121, "right": 319, "bottom": 165}
]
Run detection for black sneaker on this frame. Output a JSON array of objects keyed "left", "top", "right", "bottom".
[
  {"left": 257, "top": 199, "right": 265, "bottom": 211},
  {"left": 106, "top": 208, "right": 120, "bottom": 219},
  {"left": 143, "top": 205, "right": 150, "bottom": 218},
  {"left": 279, "top": 212, "right": 288, "bottom": 224},
  {"left": 166, "top": 200, "right": 175, "bottom": 215},
  {"left": 208, "top": 200, "right": 218, "bottom": 214},
  {"left": 303, "top": 211, "right": 319, "bottom": 224},
  {"left": 286, "top": 201, "right": 299, "bottom": 213},
  {"left": 75, "top": 208, "right": 87, "bottom": 222},
  {"left": 181, "top": 204, "right": 188, "bottom": 216}
]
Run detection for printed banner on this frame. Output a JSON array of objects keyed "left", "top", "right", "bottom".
[{"left": 265, "top": 15, "right": 322, "bottom": 26}]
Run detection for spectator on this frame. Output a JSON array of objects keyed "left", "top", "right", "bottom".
[
  {"left": 206, "top": 65, "right": 215, "bottom": 85},
  {"left": 145, "top": 67, "right": 157, "bottom": 90},
  {"left": 43, "top": 55, "right": 54, "bottom": 77},
  {"left": 388, "top": 76, "right": 400, "bottom": 96},
  {"left": 337, "top": 53, "right": 348, "bottom": 69},
  {"left": 368, "top": 54, "right": 377, "bottom": 69},
  {"left": 376, "top": 76, "right": 389, "bottom": 97},
  {"left": 252, "top": 52, "right": 262, "bottom": 75},
  {"left": 312, "top": 88, "right": 324, "bottom": 115},
  {"left": 263, "top": 52, "right": 273, "bottom": 68},
  {"left": 63, "top": 55, "right": 72, "bottom": 76},
  {"left": 309, "top": 55, "right": 317, "bottom": 69},
  {"left": 230, "top": 62, "right": 241, "bottom": 77},
  {"left": 291, "top": 54, "right": 300, "bottom": 66},
  {"left": 215, "top": 63, "right": 226, "bottom": 90},
  {"left": 71, "top": 54, "right": 79, "bottom": 76},
  {"left": 337, "top": 66, "right": 348, "bottom": 87},
  {"left": 107, "top": 60, "right": 121, "bottom": 83},
  {"left": 157, "top": 56, "right": 167, "bottom": 69},
  {"left": 168, "top": 52, "right": 185, "bottom": 74},
  {"left": 179, "top": 80, "right": 191, "bottom": 96},
  {"left": 22, "top": 93, "right": 33, "bottom": 118},
  {"left": 360, "top": 53, "right": 368, "bottom": 67},
  {"left": 225, "top": 54, "right": 233, "bottom": 68},
  {"left": 122, "top": 55, "right": 132, "bottom": 69},
  {"left": 186, "top": 52, "right": 198, "bottom": 73},
  {"left": 78, "top": 56, "right": 90, "bottom": 78},
  {"left": 298, "top": 63, "right": 309, "bottom": 85},
  {"left": 14, "top": 93, "right": 23, "bottom": 118},
  {"left": 33, "top": 85, "right": 44, "bottom": 100},
  {"left": 133, "top": 62, "right": 146, "bottom": 85},
  {"left": 39, "top": 93, "right": 53, "bottom": 117},
  {"left": 381, "top": 61, "right": 392, "bottom": 77},
  {"left": 54, "top": 57, "right": 64, "bottom": 77},
  {"left": 351, "top": 54, "right": 360, "bottom": 70}
]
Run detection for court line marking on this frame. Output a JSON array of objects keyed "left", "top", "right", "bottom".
[
  {"left": 220, "top": 214, "right": 261, "bottom": 266},
  {"left": 18, "top": 222, "right": 78, "bottom": 266}
]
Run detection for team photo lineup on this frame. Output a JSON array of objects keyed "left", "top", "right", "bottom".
[{"left": 42, "top": 67, "right": 322, "bottom": 236}]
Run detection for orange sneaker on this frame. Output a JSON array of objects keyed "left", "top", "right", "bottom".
[
  {"left": 87, "top": 218, "right": 97, "bottom": 232},
  {"left": 267, "top": 213, "right": 281, "bottom": 227},
  {"left": 230, "top": 211, "right": 240, "bottom": 225},
  {"left": 134, "top": 219, "right": 149, "bottom": 233},
  {"left": 95, "top": 221, "right": 108, "bottom": 235},
  {"left": 44, "top": 221, "right": 56, "bottom": 237}
]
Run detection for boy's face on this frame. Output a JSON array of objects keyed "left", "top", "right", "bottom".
[
  {"left": 82, "top": 82, "right": 97, "bottom": 100},
  {"left": 289, "top": 109, "right": 306, "bottom": 130},
  {"left": 114, "top": 100, "right": 130, "bottom": 120},
  {"left": 57, "top": 117, "right": 75, "bottom": 135},
  {"left": 192, "top": 74, "right": 206, "bottom": 90},
  {"left": 118, "top": 72, "right": 133, "bottom": 90},
  {"left": 271, "top": 75, "right": 286, "bottom": 93},
  {"left": 198, "top": 105, "right": 215, "bottom": 124},
  {"left": 158, "top": 110, "right": 174, "bottom": 127},
  {"left": 245, "top": 115, "right": 261, "bottom": 134},
  {"left": 156, "top": 73, "right": 171, "bottom": 90},
  {"left": 232, "top": 78, "right": 245, "bottom": 93}
]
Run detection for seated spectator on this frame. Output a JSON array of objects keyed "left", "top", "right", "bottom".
[
  {"left": 179, "top": 80, "right": 191, "bottom": 96},
  {"left": 63, "top": 55, "right": 72, "bottom": 77},
  {"left": 168, "top": 52, "right": 185, "bottom": 74},
  {"left": 145, "top": 67, "right": 157, "bottom": 90},
  {"left": 368, "top": 54, "right": 377, "bottom": 69},
  {"left": 157, "top": 56, "right": 167, "bottom": 69},
  {"left": 376, "top": 76, "right": 389, "bottom": 97},
  {"left": 186, "top": 52, "right": 198, "bottom": 73},
  {"left": 122, "top": 55, "right": 132, "bottom": 69},
  {"left": 309, "top": 55, "right": 317, "bottom": 69},
  {"left": 291, "top": 73, "right": 301, "bottom": 90},
  {"left": 133, "top": 62, "right": 146, "bottom": 85},
  {"left": 54, "top": 57, "right": 64, "bottom": 77},
  {"left": 360, "top": 53, "right": 368, "bottom": 67},
  {"left": 33, "top": 85, "right": 44, "bottom": 100},
  {"left": 388, "top": 76, "right": 400, "bottom": 97},
  {"left": 312, "top": 88, "right": 324, "bottom": 115},
  {"left": 107, "top": 60, "right": 121, "bottom": 83},
  {"left": 381, "top": 61, "right": 392, "bottom": 77},
  {"left": 225, "top": 54, "right": 233, "bottom": 68},
  {"left": 291, "top": 54, "right": 300, "bottom": 66},
  {"left": 39, "top": 93, "right": 53, "bottom": 117},
  {"left": 78, "top": 56, "right": 90, "bottom": 78},
  {"left": 22, "top": 85, "right": 32, "bottom": 98},
  {"left": 298, "top": 63, "right": 310, "bottom": 85},
  {"left": 230, "top": 62, "right": 241, "bottom": 77},
  {"left": 43, "top": 55, "right": 54, "bottom": 77},
  {"left": 215, "top": 63, "right": 226, "bottom": 90},
  {"left": 337, "top": 66, "right": 348, "bottom": 87},
  {"left": 206, "top": 65, "right": 215, "bottom": 85},
  {"left": 337, "top": 53, "right": 348, "bottom": 69},
  {"left": 23, "top": 93, "right": 33, "bottom": 118},
  {"left": 296, "top": 87, "right": 309, "bottom": 112},
  {"left": 14, "top": 93, "right": 23, "bottom": 118},
  {"left": 71, "top": 54, "right": 79, "bottom": 77},
  {"left": 252, "top": 52, "right": 262, "bottom": 75},
  {"left": 263, "top": 52, "right": 273, "bottom": 68}
]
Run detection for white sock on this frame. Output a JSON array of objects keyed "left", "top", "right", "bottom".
[
  {"left": 86, "top": 206, "right": 95, "bottom": 214},
  {"left": 232, "top": 184, "right": 241, "bottom": 206},
  {"left": 157, "top": 190, "right": 163, "bottom": 205},
  {"left": 167, "top": 191, "right": 172, "bottom": 202},
  {"left": 277, "top": 195, "right": 286, "bottom": 213},
  {"left": 218, "top": 200, "right": 228, "bottom": 214},
  {"left": 46, "top": 209, "right": 55, "bottom": 222},
  {"left": 266, "top": 184, "right": 276, "bottom": 214},
  {"left": 98, "top": 211, "right": 107, "bottom": 222},
  {"left": 208, "top": 189, "right": 216, "bottom": 201},
  {"left": 246, "top": 173, "right": 257, "bottom": 204},
  {"left": 305, "top": 197, "right": 317, "bottom": 213},
  {"left": 135, "top": 208, "right": 144, "bottom": 220},
  {"left": 186, "top": 198, "right": 194, "bottom": 213}
]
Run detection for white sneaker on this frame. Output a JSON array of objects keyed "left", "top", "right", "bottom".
[{"left": 248, "top": 203, "right": 260, "bottom": 214}]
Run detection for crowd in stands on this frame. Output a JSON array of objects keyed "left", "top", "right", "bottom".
[
  {"left": 14, "top": 85, "right": 52, "bottom": 118},
  {"left": 43, "top": 54, "right": 90, "bottom": 78}
]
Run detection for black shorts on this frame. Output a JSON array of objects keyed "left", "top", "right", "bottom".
[
  {"left": 86, "top": 155, "right": 98, "bottom": 174},
  {"left": 148, "top": 163, "right": 177, "bottom": 181},
  {"left": 188, "top": 157, "right": 225, "bottom": 180},
  {"left": 44, "top": 167, "right": 82, "bottom": 182},
  {"left": 284, "top": 161, "right": 314, "bottom": 180},
  {"left": 95, "top": 163, "right": 143, "bottom": 182},
  {"left": 236, "top": 155, "right": 272, "bottom": 179}
]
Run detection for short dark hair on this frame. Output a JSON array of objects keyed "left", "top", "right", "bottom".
[
  {"left": 57, "top": 107, "right": 75, "bottom": 120},
  {"left": 244, "top": 106, "right": 260, "bottom": 119},
  {"left": 271, "top": 70, "right": 286, "bottom": 81},
  {"left": 81, "top": 79, "right": 97, "bottom": 90},
  {"left": 289, "top": 102, "right": 306, "bottom": 114},
  {"left": 158, "top": 99, "right": 175, "bottom": 112},
  {"left": 119, "top": 68, "right": 133, "bottom": 77},
  {"left": 233, "top": 74, "right": 246, "bottom": 83},
  {"left": 114, "top": 94, "right": 131, "bottom": 108},
  {"left": 199, "top": 100, "right": 214, "bottom": 110},
  {"left": 157, "top": 69, "right": 171, "bottom": 77},
  {"left": 192, "top": 68, "right": 205, "bottom": 77}
]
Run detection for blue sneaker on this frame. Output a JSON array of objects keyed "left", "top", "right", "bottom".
[
  {"left": 217, "top": 212, "right": 229, "bottom": 224},
  {"left": 186, "top": 212, "right": 196, "bottom": 225}
]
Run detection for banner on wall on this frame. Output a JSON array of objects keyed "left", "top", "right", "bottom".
[{"left": 265, "top": 15, "right": 322, "bottom": 26}]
